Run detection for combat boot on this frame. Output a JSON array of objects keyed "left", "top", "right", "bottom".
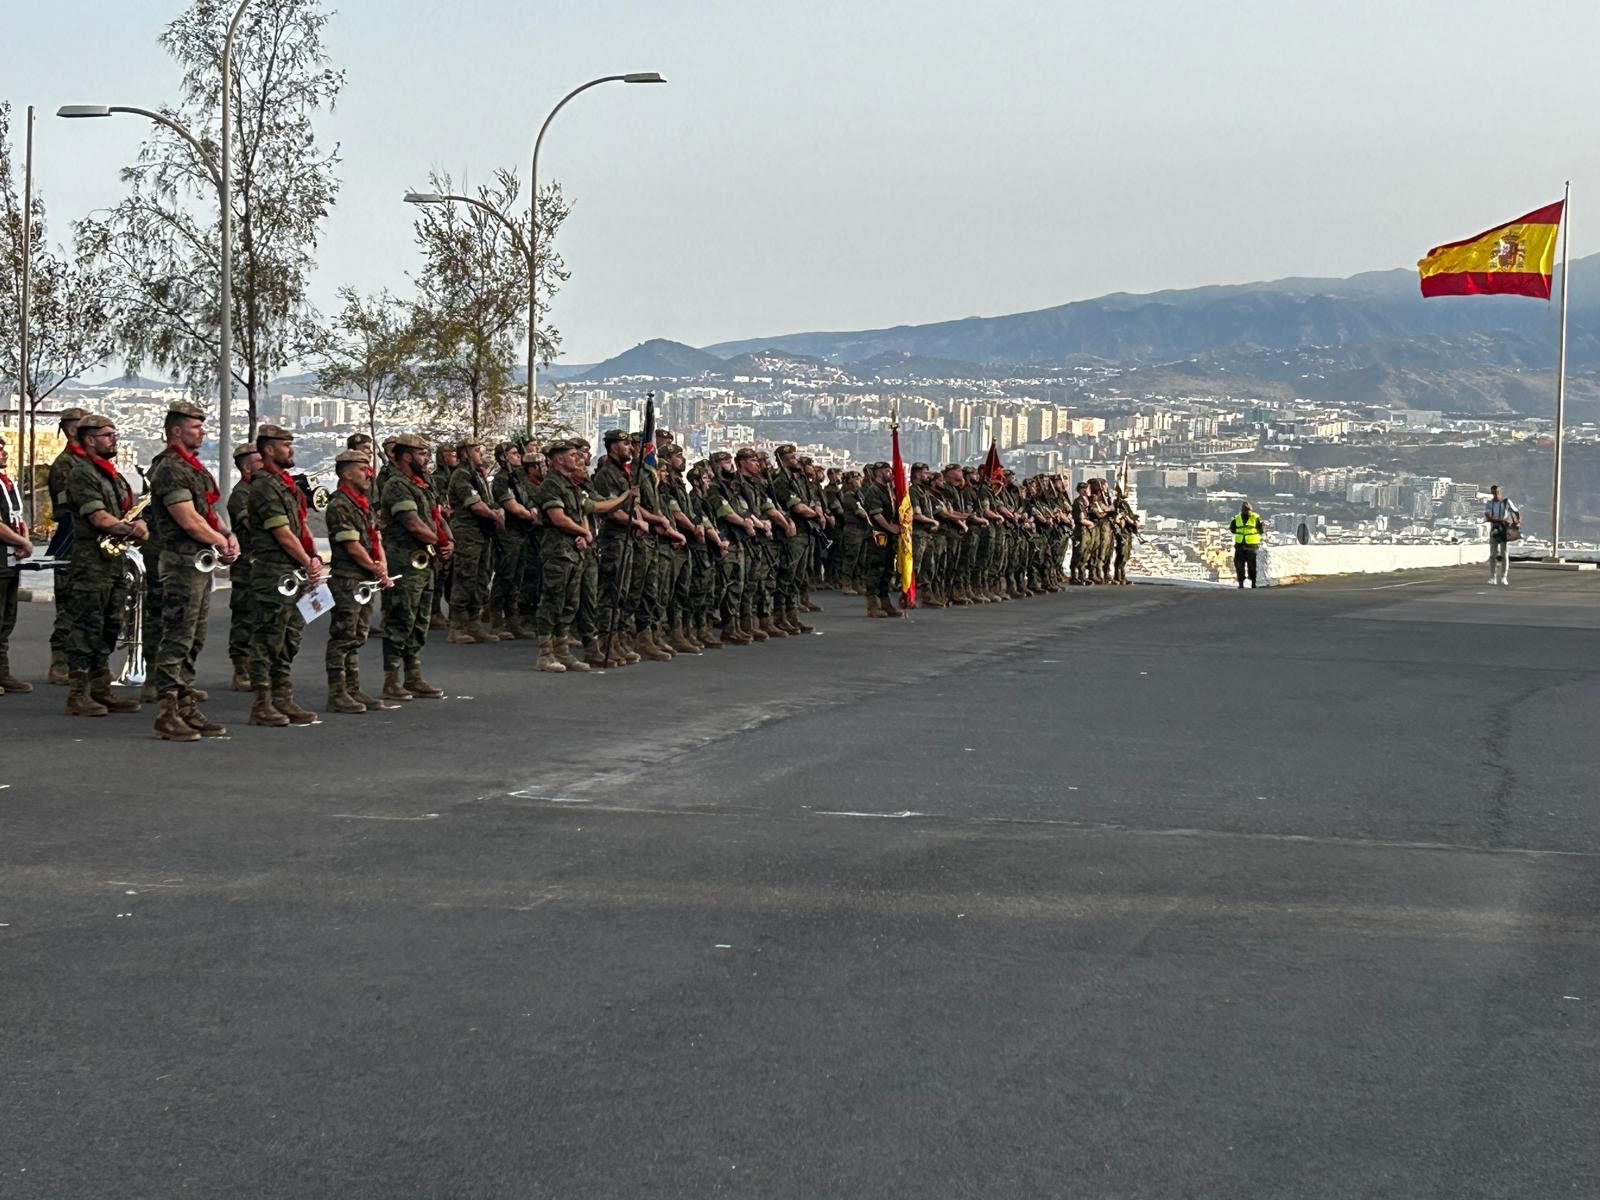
[
  {"left": 619, "top": 632, "right": 642, "bottom": 664},
  {"left": 722, "top": 618, "right": 750, "bottom": 646},
  {"left": 583, "top": 637, "right": 608, "bottom": 669},
  {"left": 468, "top": 609, "right": 499, "bottom": 644},
  {"left": 324, "top": 675, "right": 368, "bottom": 715},
  {"left": 347, "top": 664, "right": 397, "bottom": 711},
  {"left": 65, "top": 671, "right": 109, "bottom": 717},
  {"left": 699, "top": 620, "right": 724, "bottom": 649},
  {"left": 178, "top": 692, "right": 227, "bottom": 737},
  {"left": 786, "top": 606, "right": 814, "bottom": 634},
  {"left": 248, "top": 686, "right": 290, "bottom": 727},
  {"left": 271, "top": 685, "right": 318, "bottom": 725},
  {"left": 0, "top": 655, "right": 32, "bottom": 693},
  {"left": 230, "top": 656, "right": 252, "bottom": 691},
  {"left": 866, "top": 594, "right": 885, "bottom": 618},
  {"left": 91, "top": 672, "right": 141, "bottom": 714},
  {"left": 599, "top": 633, "right": 624, "bottom": 668},
  {"left": 556, "top": 637, "right": 591, "bottom": 672},
  {"left": 140, "top": 680, "right": 159, "bottom": 704},
  {"left": 47, "top": 650, "right": 69, "bottom": 686},
  {"left": 403, "top": 660, "right": 445, "bottom": 698},
  {"left": 508, "top": 612, "right": 537, "bottom": 640},
  {"left": 668, "top": 621, "right": 701, "bottom": 654},
  {"left": 429, "top": 612, "right": 448, "bottom": 630},
  {"left": 154, "top": 694, "right": 201, "bottom": 741},
  {"left": 379, "top": 668, "right": 412, "bottom": 704},
  {"left": 488, "top": 612, "right": 511, "bottom": 641},
  {"left": 801, "top": 591, "right": 823, "bottom": 614},
  {"left": 925, "top": 590, "right": 947, "bottom": 609},
  {"left": 446, "top": 615, "right": 475, "bottom": 644},
  {"left": 637, "top": 629, "right": 672, "bottom": 662},
  {"left": 744, "top": 615, "right": 769, "bottom": 642},
  {"left": 536, "top": 637, "right": 567, "bottom": 672}
]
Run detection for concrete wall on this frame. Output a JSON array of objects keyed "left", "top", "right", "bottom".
[{"left": 1261, "top": 543, "right": 1483, "bottom": 585}]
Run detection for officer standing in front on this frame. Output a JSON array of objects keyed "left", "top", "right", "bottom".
[
  {"left": 1230, "top": 500, "right": 1263, "bottom": 588},
  {"left": 246, "top": 424, "right": 322, "bottom": 726}
]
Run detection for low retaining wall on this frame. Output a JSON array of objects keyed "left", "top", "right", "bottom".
[{"left": 1261, "top": 543, "right": 1484, "bottom": 585}]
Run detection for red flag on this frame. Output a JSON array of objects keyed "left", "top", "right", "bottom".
[
  {"left": 981, "top": 441, "right": 1004, "bottom": 483},
  {"left": 891, "top": 426, "right": 916, "bottom": 606}
]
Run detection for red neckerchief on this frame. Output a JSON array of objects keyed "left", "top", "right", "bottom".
[
  {"left": 264, "top": 463, "right": 314, "bottom": 555},
  {"left": 172, "top": 443, "right": 222, "bottom": 531},
  {"left": 68, "top": 443, "right": 133, "bottom": 514},
  {"left": 337, "top": 480, "right": 377, "bottom": 547},
  {"left": 407, "top": 469, "right": 450, "bottom": 546}
]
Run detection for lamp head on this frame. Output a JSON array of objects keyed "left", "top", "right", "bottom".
[
  {"left": 622, "top": 72, "right": 666, "bottom": 84},
  {"left": 404, "top": 192, "right": 446, "bottom": 205},
  {"left": 58, "top": 105, "right": 112, "bottom": 119}
]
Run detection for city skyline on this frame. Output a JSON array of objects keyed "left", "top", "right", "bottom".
[{"left": 7, "top": 0, "right": 1599, "bottom": 363}]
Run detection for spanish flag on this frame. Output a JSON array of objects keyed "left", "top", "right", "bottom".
[
  {"left": 890, "top": 425, "right": 917, "bottom": 606},
  {"left": 1418, "top": 200, "right": 1564, "bottom": 299}
]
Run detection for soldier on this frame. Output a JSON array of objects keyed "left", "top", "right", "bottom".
[
  {"left": 706, "top": 449, "right": 756, "bottom": 644},
  {"left": 379, "top": 433, "right": 450, "bottom": 701},
  {"left": 1111, "top": 487, "right": 1140, "bottom": 585},
  {"left": 429, "top": 442, "right": 457, "bottom": 630},
  {"left": 908, "top": 463, "right": 943, "bottom": 608},
  {"left": 489, "top": 441, "right": 537, "bottom": 640},
  {"left": 571, "top": 440, "right": 609, "bottom": 665},
  {"left": 658, "top": 443, "right": 705, "bottom": 653},
  {"left": 244, "top": 425, "right": 321, "bottom": 726},
  {"left": 771, "top": 444, "right": 818, "bottom": 633},
  {"left": 860, "top": 461, "right": 902, "bottom": 619},
  {"left": 59, "top": 413, "right": 146, "bottom": 717},
  {"left": 734, "top": 449, "right": 786, "bottom": 640},
  {"left": 518, "top": 446, "right": 546, "bottom": 638},
  {"left": 445, "top": 439, "right": 503, "bottom": 644},
  {"left": 821, "top": 466, "right": 845, "bottom": 588},
  {"left": 625, "top": 431, "right": 683, "bottom": 662},
  {"left": 590, "top": 430, "right": 642, "bottom": 661},
  {"left": 686, "top": 462, "right": 727, "bottom": 647},
  {"left": 1069, "top": 481, "right": 1090, "bottom": 585},
  {"left": 145, "top": 401, "right": 240, "bottom": 740},
  {"left": 44, "top": 406, "right": 88, "bottom": 685},
  {"left": 532, "top": 439, "right": 633, "bottom": 671},
  {"left": 323, "top": 449, "right": 397, "bottom": 714},
  {"left": 0, "top": 437, "right": 34, "bottom": 693},
  {"left": 226, "top": 443, "right": 262, "bottom": 690}
]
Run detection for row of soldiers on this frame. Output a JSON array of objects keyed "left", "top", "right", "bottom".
[{"left": 3, "top": 403, "right": 1141, "bottom": 739}]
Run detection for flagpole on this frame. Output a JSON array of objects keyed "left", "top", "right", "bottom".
[{"left": 1550, "top": 180, "right": 1571, "bottom": 560}]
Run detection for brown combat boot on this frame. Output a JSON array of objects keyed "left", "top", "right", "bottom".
[
  {"left": 446, "top": 615, "right": 475, "bottom": 644},
  {"left": 271, "top": 685, "right": 318, "bottom": 725},
  {"left": 619, "top": 632, "right": 642, "bottom": 665},
  {"left": 381, "top": 666, "right": 414, "bottom": 702},
  {"left": 91, "top": 672, "right": 141, "bottom": 714},
  {"left": 347, "top": 663, "right": 397, "bottom": 711},
  {"left": 154, "top": 694, "right": 201, "bottom": 741},
  {"left": 866, "top": 594, "right": 885, "bottom": 618},
  {"left": 668, "top": 621, "right": 701, "bottom": 654},
  {"left": 469, "top": 609, "right": 499, "bottom": 644},
  {"left": 801, "top": 591, "right": 823, "bottom": 613},
  {"left": 429, "top": 612, "right": 448, "bottom": 630},
  {"left": 65, "top": 671, "right": 109, "bottom": 717},
  {"left": 139, "top": 680, "right": 159, "bottom": 704},
  {"left": 555, "top": 637, "right": 591, "bottom": 672},
  {"left": 583, "top": 637, "right": 608, "bottom": 669},
  {"left": 230, "top": 656, "right": 252, "bottom": 691},
  {"left": 47, "top": 650, "right": 69, "bottom": 686},
  {"left": 787, "top": 606, "right": 814, "bottom": 633},
  {"left": 508, "top": 612, "right": 537, "bottom": 640},
  {"left": 324, "top": 675, "right": 368, "bottom": 715},
  {"left": 759, "top": 613, "right": 787, "bottom": 638},
  {"left": 744, "top": 615, "right": 769, "bottom": 642},
  {"left": 722, "top": 619, "right": 750, "bottom": 646},
  {"left": 641, "top": 627, "right": 674, "bottom": 659},
  {"left": 699, "top": 620, "right": 724, "bottom": 649},
  {"left": 403, "top": 660, "right": 444, "bottom": 698},
  {"left": 248, "top": 686, "right": 290, "bottom": 727},
  {"left": 178, "top": 692, "right": 227, "bottom": 737},
  {"left": 536, "top": 637, "right": 567, "bottom": 673},
  {"left": 637, "top": 629, "right": 672, "bottom": 662},
  {"left": 599, "top": 634, "right": 624, "bottom": 669},
  {"left": 0, "top": 655, "right": 32, "bottom": 693}
]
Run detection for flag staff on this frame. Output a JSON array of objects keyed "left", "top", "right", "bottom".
[{"left": 1549, "top": 180, "right": 1571, "bottom": 560}]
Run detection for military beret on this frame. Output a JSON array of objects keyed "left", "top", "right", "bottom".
[
  {"left": 603, "top": 429, "right": 628, "bottom": 445},
  {"left": 256, "top": 423, "right": 294, "bottom": 442},
  {"left": 393, "top": 433, "right": 430, "bottom": 452},
  {"left": 382, "top": 436, "right": 399, "bottom": 449},
  {"left": 775, "top": 443, "right": 797, "bottom": 456},
  {"left": 57, "top": 406, "right": 89, "bottom": 425},
  {"left": 734, "top": 447, "right": 759, "bottom": 462},
  {"left": 545, "top": 439, "right": 574, "bottom": 456},
  {"left": 659, "top": 443, "right": 683, "bottom": 459},
  {"left": 75, "top": 413, "right": 115, "bottom": 432},
  {"left": 166, "top": 400, "right": 207, "bottom": 421},
  {"left": 709, "top": 450, "right": 733, "bottom": 462},
  {"left": 232, "top": 442, "right": 258, "bottom": 462},
  {"left": 347, "top": 433, "right": 374, "bottom": 449},
  {"left": 334, "top": 449, "right": 370, "bottom": 467}
]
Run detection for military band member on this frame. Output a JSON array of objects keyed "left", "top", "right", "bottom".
[
  {"left": 379, "top": 433, "right": 449, "bottom": 700},
  {"left": 0, "top": 438, "right": 34, "bottom": 693},
  {"left": 60, "top": 414, "right": 145, "bottom": 717},
  {"left": 322, "top": 449, "right": 398, "bottom": 714},
  {"left": 429, "top": 443, "right": 457, "bottom": 630},
  {"left": 226, "top": 443, "right": 262, "bottom": 690},
  {"left": 146, "top": 401, "right": 240, "bottom": 741},
  {"left": 45, "top": 406, "right": 88, "bottom": 685},
  {"left": 489, "top": 441, "right": 537, "bottom": 640},
  {"left": 245, "top": 424, "right": 321, "bottom": 727},
  {"left": 446, "top": 439, "right": 503, "bottom": 644}
]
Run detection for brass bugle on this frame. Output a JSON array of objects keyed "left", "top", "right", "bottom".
[
  {"left": 409, "top": 545, "right": 437, "bottom": 571},
  {"left": 194, "top": 547, "right": 219, "bottom": 574},
  {"left": 276, "top": 568, "right": 309, "bottom": 597},
  {"left": 352, "top": 579, "right": 380, "bottom": 605},
  {"left": 97, "top": 494, "right": 154, "bottom": 557}
]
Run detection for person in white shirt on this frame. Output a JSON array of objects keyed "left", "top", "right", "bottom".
[{"left": 1483, "top": 485, "right": 1519, "bottom": 586}]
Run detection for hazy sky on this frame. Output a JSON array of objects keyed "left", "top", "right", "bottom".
[{"left": 8, "top": 0, "right": 1598, "bottom": 364}]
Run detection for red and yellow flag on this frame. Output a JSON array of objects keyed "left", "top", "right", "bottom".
[
  {"left": 1418, "top": 200, "right": 1564, "bottom": 299},
  {"left": 890, "top": 426, "right": 916, "bottom": 606}
]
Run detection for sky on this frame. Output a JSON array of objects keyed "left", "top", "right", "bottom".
[{"left": 6, "top": 0, "right": 1599, "bottom": 365}]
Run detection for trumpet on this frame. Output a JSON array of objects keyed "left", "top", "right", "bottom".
[
  {"left": 276, "top": 568, "right": 310, "bottom": 597},
  {"left": 409, "top": 544, "right": 437, "bottom": 571},
  {"left": 98, "top": 494, "right": 154, "bottom": 557},
  {"left": 194, "top": 547, "right": 219, "bottom": 574}
]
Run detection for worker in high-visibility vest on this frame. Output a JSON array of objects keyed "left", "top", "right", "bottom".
[{"left": 1229, "top": 501, "right": 1263, "bottom": 588}]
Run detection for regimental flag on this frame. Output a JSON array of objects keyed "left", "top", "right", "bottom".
[
  {"left": 1418, "top": 201, "right": 1565, "bottom": 299},
  {"left": 980, "top": 441, "right": 1004, "bottom": 484},
  {"left": 638, "top": 392, "right": 657, "bottom": 474},
  {"left": 890, "top": 425, "right": 917, "bottom": 606}
]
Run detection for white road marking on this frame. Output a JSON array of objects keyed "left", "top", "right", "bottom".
[
  {"left": 815, "top": 810, "right": 926, "bottom": 819},
  {"left": 329, "top": 812, "right": 441, "bottom": 822}
]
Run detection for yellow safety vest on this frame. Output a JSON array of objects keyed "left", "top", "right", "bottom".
[{"left": 1231, "top": 513, "right": 1261, "bottom": 546}]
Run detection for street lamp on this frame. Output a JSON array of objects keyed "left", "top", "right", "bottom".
[
  {"left": 57, "top": 0, "right": 251, "bottom": 498},
  {"left": 526, "top": 73, "right": 665, "bottom": 437}
]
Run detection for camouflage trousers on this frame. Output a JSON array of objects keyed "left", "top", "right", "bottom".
[
  {"left": 449, "top": 537, "right": 493, "bottom": 616},
  {"left": 745, "top": 537, "right": 777, "bottom": 616},
  {"left": 227, "top": 556, "right": 254, "bottom": 663},
  {"left": 153, "top": 548, "right": 212, "bottom": 697},
  {"left": 248, "top": 561, "right": 306, "bottom": 688},
  {"left": 597, "top": 533, "right": 635, "bottom": 636},
  {"left": 719, "top": 542, "right": 746, "bottom": 624},
  {"left": 324, "top": 576, "right": 374, "bottom": 680},
  {"left": 689, "top": 545, "right": 716, "bottom": 626},
  {"left": 576, "top": 548, "right": 600, "bottom": 642},
  {"left": 535, "top": 545, "right": 582, "bottom": 639},
  {"left": 491, "top": 533, "right": 525, "bottom": 624},
  {"left": 381, "top": 563, "right": 433, "bottom": 670},
  {"left": 777, "top": 533, "right": 808, "bottom": 611},
  {"left": 64, "top": 563, "right": 128, "bottom": 675},
  {"left": 518, "top": 537, "right": 542, "bottom": 618}
]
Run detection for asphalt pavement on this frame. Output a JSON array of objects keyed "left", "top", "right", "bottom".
[{"left": 3, "top": 567, "right": 1597, "bottom": 1198}]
